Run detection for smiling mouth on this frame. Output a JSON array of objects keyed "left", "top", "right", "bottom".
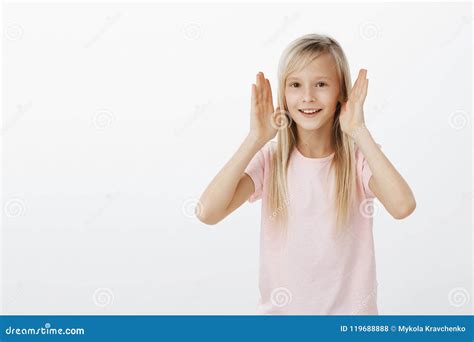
[{"left": 298, "top": 108, "right": 322, "bottom": 115}]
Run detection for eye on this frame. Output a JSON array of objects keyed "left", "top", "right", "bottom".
[
  {"left": 289, "top": 82, "right": 299, "bottom": 88},
  {"left": 316, "top": 82, "right": 327, "bottom": 87}
]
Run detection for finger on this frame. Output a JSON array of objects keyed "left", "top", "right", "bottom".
[
  {"left": 251, "top": 84, "right": 257, "bottom": 109},
  {"left": 359, "top": 70, "right": 368, "bottom": 97},
  {"left": 354, "top": 69, "right": 364, "bottom": 91},
  {"left": 354, "top": 69, "right": 367, "bottom": 98},
  {"left": 265, "top": 79, "right": 272, "bottom": 105},
  {"left": 256, "top": 72, "right": 262, "bottom": 102},
  {"left": 259, "top": 72, "right": 266, "bottom": 102},
  {"left": 360, "top": 78, "right": 368, "bottom": 102},
  {"left": 348, "top": 71, "right": 361, "bottom": 100},
  {"left": 262, "top": 77, "right": 268, "bottom": 103},
  {"left": 265, "top": 78, "right": 272, "bottom": 106}
]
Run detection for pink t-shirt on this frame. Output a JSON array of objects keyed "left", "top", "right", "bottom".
[{"left": 244, "top": 140, "right": 381, "bottom": 315}]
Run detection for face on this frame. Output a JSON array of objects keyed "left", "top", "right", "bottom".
[{"left": 284, "top": 52, "right": 341, "bottom": 133}]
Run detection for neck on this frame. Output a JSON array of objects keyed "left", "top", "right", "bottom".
[{"left": 295, "top": 124, "right": 335, "bottom": 158}]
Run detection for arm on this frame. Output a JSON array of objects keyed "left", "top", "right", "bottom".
[
  {"left": 196, "top": 72, "right": 277, "bottom": 225},
  {"left": 196, "top": 134, "right": 265, "bottom": 225},
  {"left": 353, "top": 125, "right": 416, "bottom": 219},
  {"left": 339, "top": 69, "right": 416, "bottom": 220}
]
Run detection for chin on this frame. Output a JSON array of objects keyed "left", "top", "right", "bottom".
[{"left": 297, "top": 122, "right": 325, "bottom": 131}]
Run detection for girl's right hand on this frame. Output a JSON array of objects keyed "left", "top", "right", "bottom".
[{"left": 249, "top": 72, "right": 279, "bottom": 145}]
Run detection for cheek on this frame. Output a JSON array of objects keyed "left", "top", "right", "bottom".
[
  {"left": 320, "top": 90, "right": 340, "bottom": 106},
  {"left": 285, "top": 92, "right": 298, "bottom": 107}
]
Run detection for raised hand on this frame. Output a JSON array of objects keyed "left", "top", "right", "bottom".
[
  {"left": 249, "top": 72, "right": 278, "bottom": 144},
  {"left": 339, "top": 69, "right": 369, "bottom": 137}
]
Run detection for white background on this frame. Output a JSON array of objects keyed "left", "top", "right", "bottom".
[{"left": 1, "top": 1, "right": 472, "bottom": 314}]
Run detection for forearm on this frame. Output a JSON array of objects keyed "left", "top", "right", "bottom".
[
  {"left": 198, "top": 134, "right": 265, "bottom": 221},
  {"left": 351, "top": 125, "right": 416, "bottom": 215}
]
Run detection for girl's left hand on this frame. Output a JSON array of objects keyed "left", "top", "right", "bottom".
[{"left": 339, "top": 69, "right": 369, "bottom": 137}]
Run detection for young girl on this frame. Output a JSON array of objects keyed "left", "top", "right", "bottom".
[{"left": 197, "top": 34, "right": 416, "bottom": 315}]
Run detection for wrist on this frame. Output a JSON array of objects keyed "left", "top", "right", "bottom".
[
  {"left": 245, "top": 133, "right": 267, "bottom": 149},
  {"left": 348, "top": 122, "right": 369, "bottom": 140}
]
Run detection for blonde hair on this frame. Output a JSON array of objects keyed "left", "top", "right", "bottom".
[{"left": 268, "top": 33, "right": 356, "bottom": 236}]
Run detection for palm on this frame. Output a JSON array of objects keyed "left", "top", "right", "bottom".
[
  {"left": 339, "top": 69, "right": 369, "bottom": 135},
  {"left": 249, "top": 72, "right": 278, "bottom": 143}
]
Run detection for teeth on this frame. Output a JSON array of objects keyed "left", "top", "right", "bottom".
[{"left": 300, "top": 109, "right": 320, "bottom": 114}]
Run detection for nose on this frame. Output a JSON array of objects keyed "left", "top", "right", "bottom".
[{"left": 302, "top": 85, "right": 316, "bottom": 102}]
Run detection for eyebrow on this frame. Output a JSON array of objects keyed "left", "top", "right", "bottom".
[{"left": 287, "top": 76, "right": 331, "bottom": 81}]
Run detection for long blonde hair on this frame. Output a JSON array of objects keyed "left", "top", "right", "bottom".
[{"left": 268, "top": 33, "right": 356, "bottom": 235}]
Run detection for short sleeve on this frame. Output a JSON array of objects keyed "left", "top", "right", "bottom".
[
  {"left": 244, "top": 142, "right": 271, "bottom": 203},
  {"left": 360, "top": 143, "right": 382, "bottom": 199}
]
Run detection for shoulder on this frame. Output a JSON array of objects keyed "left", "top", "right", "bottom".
[{"left": 259, "top": 139, "right": 277, "bottom": 158}]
